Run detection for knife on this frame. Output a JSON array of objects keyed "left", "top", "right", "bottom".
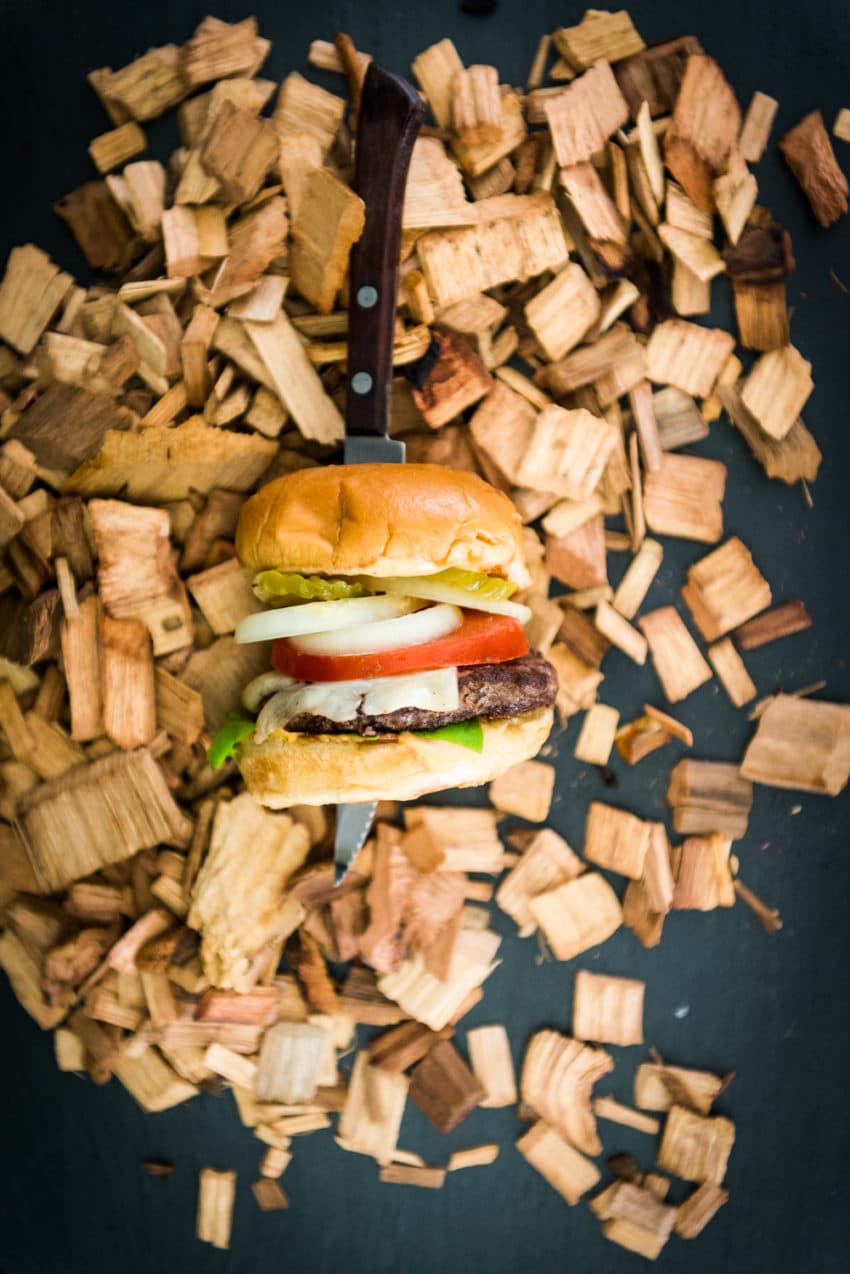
[{"left": 333, "top": 62, "right": 424, "bottom": 883}]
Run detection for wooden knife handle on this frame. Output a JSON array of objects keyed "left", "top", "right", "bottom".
[{"left": 346, "top": 63, "right": 424, "bottom": 439}]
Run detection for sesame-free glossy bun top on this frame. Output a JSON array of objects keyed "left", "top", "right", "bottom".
[{"left": 235, "top": 463, "right": 530, "bottom": 587}]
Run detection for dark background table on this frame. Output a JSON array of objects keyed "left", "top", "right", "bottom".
[{"left": 0, "top": 1, "right": 849, "bottom": 1271}]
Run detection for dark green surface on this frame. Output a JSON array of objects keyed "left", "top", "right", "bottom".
[{"left": 1, "top": 1, "right": 849, "bottom": 1272}]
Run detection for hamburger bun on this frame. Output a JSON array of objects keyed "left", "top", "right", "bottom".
[
  {"left": 237, "top": 706, "right": 553, "bottom": 807},
  {"left": 235, "top": 463, "right": 530, "bottom": 588}
]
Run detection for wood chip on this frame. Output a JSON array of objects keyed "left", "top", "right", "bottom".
[
  {"left": 614, "top": 36, "right": 702, "bottom": 121},
  {"left": 525, "top": 264, "right": 601, "bottom": 362},
  {"left": 714, "top": 151, "right": 758, "bottom": 246},
  {"left": 365, "top": 1021, "right": 451, "bottom": 1072},
  {"left": 663, "top": 54, "right": 740, "bottom": 211},
  {"left": 244, "top": 314, "right": 344, "bottom": 444},
  {"left": 379, "top": 1164, "right": 446, "bottom": 1189},
  {"left": 573, "top": 971, "right": 644, "bottom": 1046},
  {"left": 452, "top": 89, "right": 527, "bottom": 178},
  {"left": 646, "top": 319, "right": 735, "bottom": 398},
  {"left": 403, "top": 806, "right": 502, "bottom": 873},
  {"left": 732, "top": 599, "right": 812, "bottom": 651},
  {"left": 403, "top": 138, "right": 475, "bottom": 230},
  {"left": 546, "top": 516, "right": 608, "bottom": 591},
  {"left": 635, "top": 1062, "right": 726, "bottom": 1116},
  {"left": 638, "top": 606, "right": 712, "bottom": 703},
  {"left": 528, "top": 872, "right": 622, "bottom": 960},
  {"left": 594, "top": 600, "right": 647, "bottom": 665},
  {"left": 489, "top": 760, "right": 555, "bottom": 822},
  {"left": 681, "top": 537, "right": 772, "bottom": 641},
  {"left": 780, "top": 110, "right": 848, "bottom": 227},
  {"left": 675, "top": 1181, "right": 730, "bottom": 1237},
  {"left": 87, "top": 499, "right": 193, "bottom": 656},
  {"left": 417, "top": 192, "right": 569, "bottom": 308},
  {"left": 114, "top": 1048, "right": 197, "bottom": 1113},
  {"left": 0, "top": 245, "right": 73, "bottom": 356},
  {"left": 740, "top": 694, "right": 850, "bottom": 795},
  {"left": 188, "top": 794, "right": 309, "bottom": 989},
  {"left": 409, "top": 1039, "right": 485, "bottom": 1133},
  {"left": 584, "top": 801, "right": 651, "bottom": 879},
  {"left": 274, "top": 72, "right": 345, "bottom": 157},
  {"left": 516, "top": 1120, "right": 600, "bottom": 1205},
  {"left": 448, "top": 1144, "right": 500, "bottom": 1171},
  {"left": 658, "top": 222, "right": 725, "bottom": 281},
  {"left": 707, "top": 638, "right": 756, "bottom": 707},
  {"left": 553, "top": 12, "right": 644, "bottom": 70},
  {"left": 89, "top": 121, "right": 147, "bottom": 173},
  {"left": 574, "top": 703, "right": 620, "bottom": 766},
  {"left": 601, "top": 1181, "right": 676, "bottom": 1258},
  {"left": 251, "top": 1178, "right": 288, "bottom": 1210},
  {"left": 740, "top": 344, "right": 813, "bottom": 441},
  {"left": 337, "top": 1052, "right": 408, "bottom": 1164},
  {"left": 733, "top": 280, "right": 789, "bottom": 351},
  {"left": 593, "top": 1096, "right": 660, "bottom": 1136},
  {"left": 467, "top": 1024, "right": 517, "bottom": 1107},
  {"left": 544, "top": 61, "right": 630, "bottom": 167},
  {"left": 99, "top": 615, "right": 156, "bottom": 750},
  {"left": 67, "top": 415, "right": 276, "bottom": 503},
  {"left": 833, "top": 108, "right": 850, "bottom": 143},
  {"left": 196, "top": 1168, "right": 236, "bottom": 1250},
  {"left": 517, "top": 404, "right": 617, "bottom": 501},
  {"left": 17, "top": 749, "right": 190, "bottom": 892},
  {"left": 657, "top": 1104, "right": 735, "bottom": 1184},
  {"left": 255, "top": 1022, "right": 330, "bottom": 1103},
  {"left": 739, "top": 91, "right": 779, "bottom": 163},
  {"left": 643, "top": 453, "right": 726, "bottom": 543},
  {"left": 668, "top": 758, "right": 753, "bottom": 839},
  {"left": 259, "top": 1146, "right": 292, "bottom": 1180},
  {"left": 378, "top": 929, "right": 501, "bottom": 1031},
  {"left": 496, "top": 828, "right": 583, "bottom": 936},
  {"left": 612, "top": 538, "right": 663, "bottom": 619},
  {"left": 560, "top": 162, "right": 627, "bottom": 246},
  {"left": 452, "top": 65, "right": 501, "bottom": 144},
  {"left": 717, "top": 383, "right": 821, "bottom": 485},
  {"left": 671, "top": 835, "right": 735, "bottom": 910},
  {"left": 289, "top": 168, "right": 365, "bottom": 314},
  {"left": 410, "top": 329, "right": 492, "bottom": 429}
]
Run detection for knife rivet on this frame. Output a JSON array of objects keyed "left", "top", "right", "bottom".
[
  {"left": 351, "top": 371, "right": 373, "bottom": 394},
  {"left": 356, "top": 285, "right": 379, "bottom": 308}
]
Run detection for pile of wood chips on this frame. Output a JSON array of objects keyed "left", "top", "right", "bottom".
[{"left": 1, "top": 10, "right": 849, "bottom": 1260}]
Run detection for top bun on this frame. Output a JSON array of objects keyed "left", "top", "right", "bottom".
[{"left": 236, "top": 464, "right": 530, "bottom": 587}]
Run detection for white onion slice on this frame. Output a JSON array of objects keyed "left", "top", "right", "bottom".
[
  {"left": 242, "top": 671, "right": 297, "bottom": 713},
  {"left": 290, "top": 603, "right": 463, "bottom": 656},
  {"left": 235, "top": 594, "right": 421, "bottom": 645},
  {"left": 364, "top": 574, "right": 531, "bottom": 623}
]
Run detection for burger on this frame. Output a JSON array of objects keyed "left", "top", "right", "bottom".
[{"left": 209, "top": 463, "right": 557, "bottom": 806}]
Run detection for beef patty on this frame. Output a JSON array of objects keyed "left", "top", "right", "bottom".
[{"left": 286, "top": 651, "right": 558, "bottom": 736}]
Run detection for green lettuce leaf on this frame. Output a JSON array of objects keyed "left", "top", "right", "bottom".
[
  {"left": 414, "top": 718, "right": 484, "bottom": 752},
  {"left": 207, "top": 714, "right": 255, "bottom": 768},
  {"left": 254, "top": 570, "right": 369, "bottom": 604}
]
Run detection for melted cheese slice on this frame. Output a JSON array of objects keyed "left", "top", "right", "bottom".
[{"left": 255, "top": 667, "right": 460, "bottom": 741}]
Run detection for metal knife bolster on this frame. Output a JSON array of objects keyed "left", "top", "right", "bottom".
[{"left": 343, "top": 436, "right": 405, "bottom": 465}]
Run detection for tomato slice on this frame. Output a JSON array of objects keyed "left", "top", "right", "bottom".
[{"left": 271, "top": 611, "right": 529, "bottom": 682}]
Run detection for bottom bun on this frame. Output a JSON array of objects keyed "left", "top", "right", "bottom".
[{"left": 237, "top": 707, "right": 554, "bottom": 808}]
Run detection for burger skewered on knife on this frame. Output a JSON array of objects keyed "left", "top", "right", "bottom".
[{"left": 208, "top": 462, "right": 558, "bottom": 807}]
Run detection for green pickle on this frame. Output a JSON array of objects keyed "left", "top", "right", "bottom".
[
  {"left": 431, "top": 567, "right": 516, "bottom": 600},
  {"left": 253, "top": 570, "right": 370, "bottom": 604}
]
